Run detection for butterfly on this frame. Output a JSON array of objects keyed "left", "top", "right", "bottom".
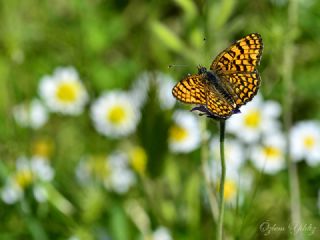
[{"left": 172, "top": 33, "right": 263, "bottom": 120}]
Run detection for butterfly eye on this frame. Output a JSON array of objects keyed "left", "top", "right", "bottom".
[{"left": 197, "top": 66, "right": 207, "bottom": 74}]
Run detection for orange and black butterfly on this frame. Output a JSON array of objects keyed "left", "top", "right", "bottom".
[{"left": 172, "top": 33, "right": 263, "bottom": 119}]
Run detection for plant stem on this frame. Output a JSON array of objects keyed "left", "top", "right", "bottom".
[
  {"left": 200, "top": 118, "right": 219, "bottom": 222},
  {"left": 283, "top": 0, "right": 302, "bottom": 239},
  {"left": 217, "top": 120, "right": 226, "bottom": 240}
]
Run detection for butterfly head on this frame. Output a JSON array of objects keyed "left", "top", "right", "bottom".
[{"left": 197, "top": 65, "right": 207, "bottom": 75}]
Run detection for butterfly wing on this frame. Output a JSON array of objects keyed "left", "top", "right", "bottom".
[
  {"left": 221, "top": 71, "right": 261, "bottom": 107},
  {"left": 210, "top": 33, "right": 263, "bottom": 74},
  {"left": 172, "top": 74, "right": 235, "bottom": 119},
  {"left": 173, "top": 33, "right": 263, "bottom": 119},
  {"left": 210, "top": 33, "right": 263, "bottom": 109},
  {"left": 205, "top": 84, "right": 235, "bottom": 119},
  {"left": 172, "top": 74, "right": 207, "bottom": 104}
]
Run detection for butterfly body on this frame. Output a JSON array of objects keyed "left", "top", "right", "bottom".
[{"left": 172, "top": 33, "right": 263, "bottom": 120}]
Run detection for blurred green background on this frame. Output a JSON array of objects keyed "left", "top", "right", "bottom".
[{"left": 1, "top": 0, "right": 320, "bottom": 239}]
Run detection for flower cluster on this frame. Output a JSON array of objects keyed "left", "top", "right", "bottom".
[
  {"left": 204, "top": 93, "right": 320, "bottom": 207},
  {"left": 1, "top": 156, "right": 54, "bottom": 204},
  {"left": 76, "top": 147, "right": 148, "bottom": 194}
]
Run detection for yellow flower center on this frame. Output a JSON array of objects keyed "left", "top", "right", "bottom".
[
  {"left": 89, "top": 156, "right": 109, "bottom": 179},
  {"left": 224, "top": 180, "right": 237, "bottom": 201},
  {"left": 169, "top": 125, "right": 188, "bottom": 142},
  {"left": 56, "top": 82, "right": 80, "bottom": 103},
  {"left": 32, "top": 139, "right": 53, "bottom": 158},
  {"left": 130, "top": 146, "right": 147, "bottom": 175},
  {"left": 107, "top": 105, "right": 127, "bottom": 125},
  {"left": 14, "top": 170, "right": 34, "bottom": 189},
  {"left": 244, "top": 110, "right": 261, "bottom": 128},
  {"left": 263, "top": 146, "right": 281, "bottom": 160},
  {"left": 217, "top": 179, "right": 237, "bottom": 202},
  {"left": 303, "top": 135, "right": 315, "bottom": 150}
]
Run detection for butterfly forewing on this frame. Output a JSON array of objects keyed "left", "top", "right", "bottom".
[
  {"left": 172, "top": 74, "right": 207, "bottom": 104},
  {"left": 210, "top": 33, "right": 263, "bottom": 73}
]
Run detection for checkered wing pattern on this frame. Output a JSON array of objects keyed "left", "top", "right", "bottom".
[
  {"left": 172, "top": 33, "right": 263, "bottom": 119},
  {"left": 205, "top": 84, "right": 235, "bottom": 118},
  {"left": 172, "top": 74, "right": 207, "bottom": 104},
  {"left": 210, "top": 33, "right": 263, "bottom": 74}
]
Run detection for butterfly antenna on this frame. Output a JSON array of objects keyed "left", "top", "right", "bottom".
[{"left": 168, "top": 64, "right": 190, "bottom": 69}]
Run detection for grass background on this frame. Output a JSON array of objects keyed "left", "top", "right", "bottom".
[{"left": 0, "top": 0, "right": 320, "bottom": 239}]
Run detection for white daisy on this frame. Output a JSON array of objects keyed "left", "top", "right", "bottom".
[
  {"left": 216, "top": 172, "right": 252, "bottom": 206},
  {"left": 75, "top": 155, "right": 109, "bottom": 183},
  {"left": 1, "top": 181, "right": 23, "bottom": 204},
  {"left": 13, "top": 99, "right": 48, "bottom": 129},
  {"left": 90, "top": 91, "right": 140, "bottom": 138},
  {"left": 168, "top": 110, "right": 201, "bottom": 153},
  {"left": 227, "top": 94, "right": 281, "bottom": 143},
  {"left": 250, "top": 133, "right": 286, "bottom": 174},
  {"left": 1, "top": 156, "right": 55, "bottom": 204},
  {"left": 106, "top": 152, "right": 136, "bottom": 194},
  {"left": 33, "top": 184, "right": 48, "bottom": 202},
  {"left": 152, "top": 227, "right": 172, "bottom": 240},
  {"left": 130, "top": 72, "right": 151, "bottom": 108},
  {"left": 38, "top": 66, "right": 89, "bottom": 115},
  {"left": 154, "top": 72, "right": 176, "bottom": 110},
  {"left": 207, "top": 151, "right": 252, "bottom": 206},
  {"left": 109, "top": 167, "right": 136, "bottom": 194},
  {"left": 290, "top": 121, "right": 320, "bottom": 166},
  {"left": 210, "top": 137, "right": 246, "bottom": 173},
  {"left": 30, "top": 156, "right": 55, "bottom": 182}
]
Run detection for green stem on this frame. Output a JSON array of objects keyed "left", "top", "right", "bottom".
[
  {"left": 200, "top": 118, "right": 219, "bottom": 222},
  {"left": 282, "top": 0, "right": 302, "bottom": 239},
  {"left": 217, "top": 120, "right": 226, "bottom": 240}
]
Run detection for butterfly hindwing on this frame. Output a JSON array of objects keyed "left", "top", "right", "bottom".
[
  {"left": 205, "top": 84, "right": 235, "bottom": 119},
  {"left": 218, "top": 71, "right": 261, "bottom": 107}
]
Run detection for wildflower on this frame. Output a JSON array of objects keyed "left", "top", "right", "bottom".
[
  {"left": 154, "top": 72, "right": 176, "bottom": 110},
  {"left": 31, "top": 138, "right": 54, "bottom": 158},
  {"left": 107, "top": 152, "right": 136, "bottom": 194},
  {"left": 1, "top": 156, "right": 55, "bottom": 204},
  {"left": 210, "top": 137, "right": 246, "bottom": 172},
  {"left": 128, "top": 146, "right": 148, "bottom": 176},
  {"left": 39, "top": 66, "right": 89, "bottom": 115},
  {"left": 227, "top": 94, "right": 281, "bottom": 143},
  {"left": 130, "top": 72, "right": 151, "bottom": 108},
  {"left": 13, "top": 99, "right": 48, "bottom": 129},
  {"left": 90, "top": 91, "right": 140, "bottom": 138},
  {"left": 76, "top": 155, "right": 109, "bottom": 183},
  {"left": 1, "top": 181, "right": 23, "bottom": 204},
  {"left": 221, "top": 170, "right": 253, "bottom": 205},
  {"left": 208, "top": 153, "right": 252, "bottom": 205},
  {"left": 168, "top": 110, "right": 201, "bottom": 153},
  {"left": 152, "top": 227, "right": 172, "bottom": 240},
  {"left": 76, "top": 152, "right": 136, "bottom": 194},
  {"left": 33, "top": 184, "right": 48, "bottom": 202},
  {"left": 290, "top": 121, "right": 320, "bottom": 166},
  {"left": 30, "top": 156, "right": 55, "bottom": 181},
  {"left": 250, "top": 133, "right": 286, "bottom": 174}
]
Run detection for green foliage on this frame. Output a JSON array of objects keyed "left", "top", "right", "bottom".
[{"left": 1, "top": 0, "right": 320, "bottom": 239}]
